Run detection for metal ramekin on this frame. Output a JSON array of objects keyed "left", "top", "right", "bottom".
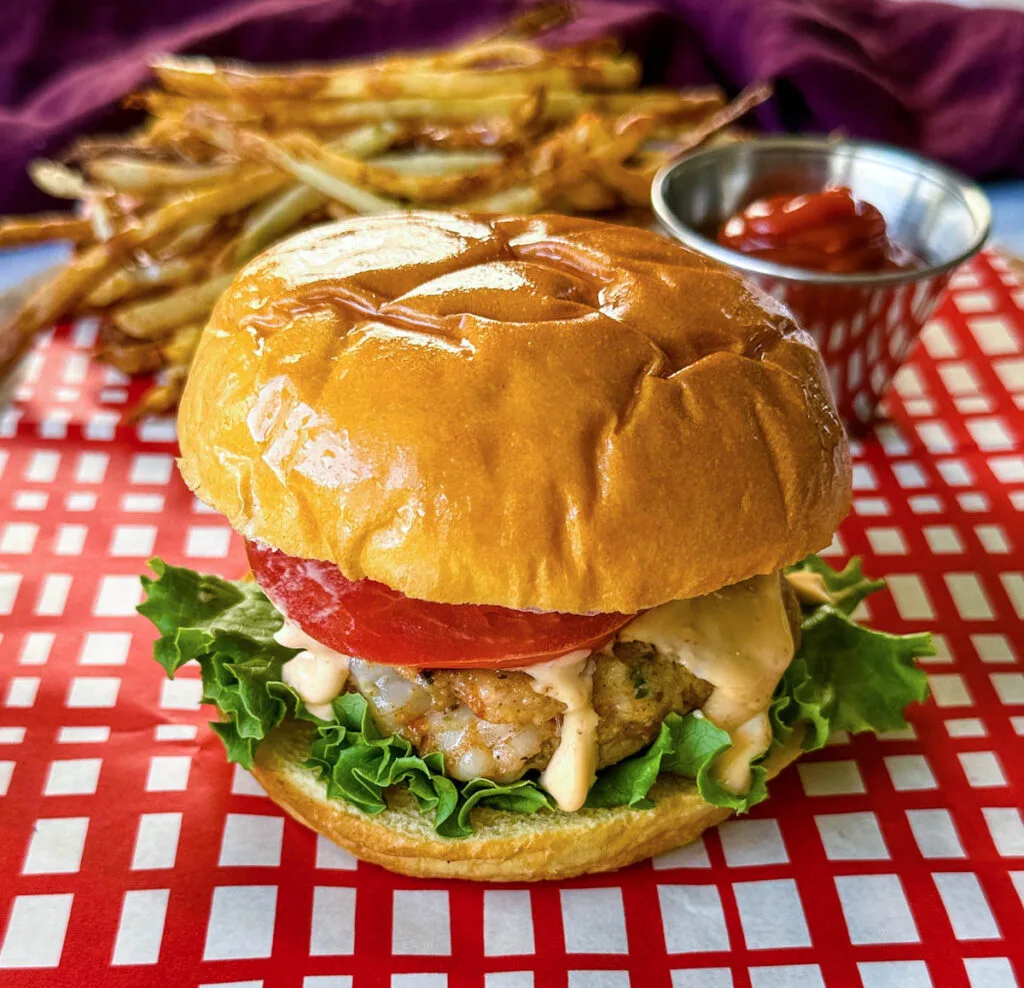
[{"left": 652, "top": 136, "right": 992, "bottom": 426}]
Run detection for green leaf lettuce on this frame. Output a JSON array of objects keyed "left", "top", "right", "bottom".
[
  {"left": 788, "top": 555, "right": 886, "bottom": 615},
  {"left": 773, "top": 557, "right": 932, "bottom": 752},
  {"left": 139, "top": 555, "right": 931, "bottom": 834}
]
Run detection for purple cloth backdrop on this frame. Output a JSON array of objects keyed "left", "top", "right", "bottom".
[{"left": 1, "top": 0, "right": 1022, "bottom": 212}]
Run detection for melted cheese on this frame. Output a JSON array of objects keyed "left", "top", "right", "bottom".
[
  {"left": 275, "top": 621, "right": 351, "bottom": 720},
  {"left": 620, "top": 573, "right": 794, "bottom": 794},
  {"left": 516, "top": 650, "right": 598, "bottom": 812}
]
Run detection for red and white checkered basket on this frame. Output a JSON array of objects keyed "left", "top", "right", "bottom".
[
  {"left": 754, "top": 272, "right": 950, "bottom": 427},
  {"left": 0, "top": 251, "right": 1021, "bottom": 988}
]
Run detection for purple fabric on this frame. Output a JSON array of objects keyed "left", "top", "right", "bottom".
[{"left": 1, "top": 0, "right": 1022, "bottom": 213}]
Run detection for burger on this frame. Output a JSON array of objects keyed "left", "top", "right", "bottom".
[{"left": 140, "top": 212, "right": 931, "bottom": 880}]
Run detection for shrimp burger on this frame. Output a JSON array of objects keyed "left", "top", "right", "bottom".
[{"left": 140, "top": 212, "right": 930, "bottom": 880}]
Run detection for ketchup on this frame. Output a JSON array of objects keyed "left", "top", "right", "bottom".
[{"left": 717, "top": 186, "right": 915, "bottom": 274}]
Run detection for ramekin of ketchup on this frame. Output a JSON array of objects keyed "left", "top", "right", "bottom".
[
  {"left": 653, "top": 137, "right": 991, "bottom": 429},
  {"left": 716, "top": 186, "right": 917, "bottom": 275},
  {"left": 710, "top": 186, "right": 938, "bottom": 428}
]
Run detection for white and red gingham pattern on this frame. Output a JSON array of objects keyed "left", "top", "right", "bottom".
[{"left": 0, "top": 252, "right": 1021, "bottom": 988}]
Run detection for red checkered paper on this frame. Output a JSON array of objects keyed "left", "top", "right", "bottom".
[{"left": 0, "top": 251, "right": 1021, "bottom": 988}]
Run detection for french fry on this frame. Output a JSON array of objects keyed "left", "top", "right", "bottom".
[
  {"left": 95, "top": 338, "right": 164, "bottom": 376},
  {"left": 368, "top": 149, "right": 503, "bottom": 174},
  {"left": 597, "top": 85, "right": 772, "bottom": 205},
  {"left": 260, "top": 144, "right": 403, "bottom": 214},
  {"left": 0, "top": 214, "right": 92, "bottom": 247},
  {"left": 138, "top": 90, "right": 261, "bottom": 125},
  {"left": 146, "top": 86, "right": 721, "bottom": 131},
  {"left": 0, "top": 14, "right": 766, "bottom": 415},
  {"left": 208, "top": 235, "right": 246, "bottom": 273},
  {"left": 0, "top": 171, "right": 279, "bottom": 372},
  {"left": 0, "top": 239, "right": 124, "bottom": 372},
  {"left": 153, "top": 53, "right": 428, "bottom": 100},
  {"left": 187, "top": 114, "right": 404, "bottom": 214},
  {"left": 125, "top": 365, "right": 189, "bottom": 423},
  {"left": 450, "top": 39, "right": 552, "bottom": 68},
  {"left": 558, "top": 177, "right": 619, "bottom": 212},
  {"left": 660, "top": 82, "right": 772, "bottom": 160},
  {"left": 60, "top": 134, "right": 153, "bottom": 164},
  {"left": 159, "top": 322, "right": 203, "bottom": 366},
  {"left": 234, "top": 184, "right": 326, "bottom": 263},
  {"left": 28, "top": 160, "right": 98, "bottom": 200},
  {"left": 152, "top": 54, "right": 640, "bottom": 101},
  {"left": 464, "top": 110, "right": 649, "bottom": 213},
  {"left": 153, "top": 218, "right": 219, "bottom": 258},
  {"left": 277, "top": 133, "right": 514, "bottom": 204},
  {"left": 83, "top": 157, "right": 240, "bottom": 195},
  {"left": 112, "top": 273, "right": 235, "bottom": 339},
  {"left": 86, "top": 251, "right": 213, "bottom": 307},
  {"left": 87, "top": 197, "right": 123, "bottom": 242},
  {"left": 28, "top": 159, "right": 126, "bottom": 241},
  {"left": 457, "top": 183, "right": 547, "bottom": 214},
  {"left": 29, "top": 160, "right": 110, "bottom": 240},
  {"left": 232, "top": 121, "right": 400, "bottom": 261},
  {"left": 592, "top": 159, "right": 655, "bottom": 207},
  {"left": 409, "top": 118, "right": 536, "bottom": 151},
  {"left": 260, "top": 88, "right": 720, "bottom": 128},
  {"left": 138, "top": 115, "right": 218, "bottom": 156},
  {"left": 123, "top": 167, "right": 288, "bottom": 243}
]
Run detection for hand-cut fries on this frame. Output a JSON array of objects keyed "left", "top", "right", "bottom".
[
  {"left": 0, "top": 213, "right": 92, "bottom": 247},
  {"left": 86, "top": 251, "right": 210, "bottom": 307},
  {"left": 145, "top": 87, "right": 723, "bottom": 130},
  {"left": 83, "top": 157, "right": 239, "bottom": 196},
  {"left": 151, "top": 54, "right": 642, "bottom": 101},
  {"left": 0, "top": 11, "right": 769, "bottom": 415},
  {"left": 369, "top": 149, "right": 503, "bottom": 174},
  {"left": 113, "top": 273, "right": 235, "bottom": 339},
  {"left": 234, "top": 183, "right": 327, "bottom": 264}
]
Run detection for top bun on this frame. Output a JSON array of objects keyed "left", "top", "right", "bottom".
[{"left": 178, "top": 212, "right": 850, "bottom": 614}]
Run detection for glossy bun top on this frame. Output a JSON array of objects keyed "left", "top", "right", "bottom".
[{"left": 178, "top": 212, "right": 850, "bottom": 613}]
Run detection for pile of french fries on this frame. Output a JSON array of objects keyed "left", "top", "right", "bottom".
[{"left": 0, "top": 15, "right": 767, "bottom": 419}]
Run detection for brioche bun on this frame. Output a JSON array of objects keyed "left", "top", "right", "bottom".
[
  {"left": 178, "top": 212, "right": 849, "bottom": 614},
  {"left": 252, "top": 719, "right": 805, "bottom": 881}
]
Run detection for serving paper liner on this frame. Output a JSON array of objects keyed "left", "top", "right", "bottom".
[{"left": 0, "top": 251, "right": 1021, "bottom": 987}]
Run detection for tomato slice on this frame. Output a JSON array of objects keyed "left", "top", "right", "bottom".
[{"left": 246, "top": 541, "right": 633, "bottom": 668}]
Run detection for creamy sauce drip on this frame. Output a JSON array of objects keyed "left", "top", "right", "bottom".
[
  {"left": 713, "top": 714, "right": 773, "bottom": 793},
  {"left": 784, "top": 569, "right": 833, "bottom": 606},
  {"left": 275, "top": 620, "right": 352, "bottom": 720},
  {"left": 516, "top": 649, "right": 598, "bottom": 812},
  {"left": 271, "top": 575, "right": 793, "bottom": 802},
  {"left": 619, "top": 574, "right": 794, "bottom": 793}
]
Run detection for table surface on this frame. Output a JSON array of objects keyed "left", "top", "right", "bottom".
[{"left": 0, "top": 251, "right": 1021, "bottom": 988}]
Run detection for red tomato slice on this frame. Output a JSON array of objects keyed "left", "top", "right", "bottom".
[{"left": 247, "top": 541, "right": 633, "bottom": 668}]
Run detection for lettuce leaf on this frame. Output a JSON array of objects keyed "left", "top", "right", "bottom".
[
  {"left": 771, "top": 604, "right": 933, "bottom": 752},
  {"left": 139, "top": 559, "right": 306, "bottom": 767},
  {"left": 774, "top": 556, "right": 932, "bottom": 752},
  {"left": 585, "top": 556, "right": 928, "bottom": 812},
  {"left": 788, "top": 555, "right": 886, "bottom": 615},
  {"left": 586, "top": 711, "right": 767, "bottom": 812},
  {"left": 306, "top": 691, "right": 553, "bottom": 838},
  {"left": 138, "top": 559, "right": 553, "bottom": 836},
  {"left": 139, "top": 558, "right": 292, "bottom": 674},
  {"left": 139, "top": 554, "right": 931, "bottom": 834}
]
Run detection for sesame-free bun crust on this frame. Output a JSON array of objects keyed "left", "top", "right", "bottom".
[
  {"left": 252, "top": 719, "right": 805, "bottom": 881},
  {"left": 178, "top": 212, "right": 850, "bottom": 613}
]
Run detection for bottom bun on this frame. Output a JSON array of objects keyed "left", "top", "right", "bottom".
[{"left": 252, "top": 720, "right": 806, "bottom": 881}]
